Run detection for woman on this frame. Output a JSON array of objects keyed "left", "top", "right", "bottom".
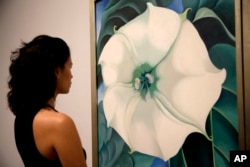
[{"left": 7, "top": 35, "right": 87, "bottom": 167}]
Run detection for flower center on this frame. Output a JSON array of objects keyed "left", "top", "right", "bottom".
[
  {"left": 134, "top": 73, "right": 154, "bottom": 90},
  {"left": 132, "top": 63, "right": 157, "bottom": 99}
]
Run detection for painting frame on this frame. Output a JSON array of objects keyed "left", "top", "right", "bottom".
[
  {"left": 90, "top": 0, "right": 250, "bottom": 166},
  {"left": 235, "top": 0, "right": 250, "bottom": 150}
]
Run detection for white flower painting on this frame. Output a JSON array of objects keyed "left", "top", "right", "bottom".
[{"left": 98, "top": 3, "right": 226, "bottom": 160}]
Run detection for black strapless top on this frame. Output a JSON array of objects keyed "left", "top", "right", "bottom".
[{"left": 14, "top": 107, "right": 86, "bottom": 167}]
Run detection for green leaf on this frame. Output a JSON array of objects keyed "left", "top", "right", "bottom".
[
  {"left": 169, "top": 149, "right": 187, "bottom": 167},
  {"left": 209, "top": 104, "right": 239, "bottom": 166},
  {"left": 183, "top": 0, "right": 235, "bottom": 34},
  {"left": 209, "top": 44, "right": 236, "bottom": 94},
  {"left": 98, "top": 102, "right": 126, "bottom": 167},
  {"left": 194, "top": 8, "right": 235, "bottom": 41}
]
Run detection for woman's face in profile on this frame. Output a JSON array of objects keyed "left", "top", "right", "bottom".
[{"left": 55, "top": 56, "right": 73, "bottom": 94}]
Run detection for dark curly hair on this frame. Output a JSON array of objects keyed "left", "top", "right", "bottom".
[{"left": 7, "top": 35, "right": 70, "bottom": 116}]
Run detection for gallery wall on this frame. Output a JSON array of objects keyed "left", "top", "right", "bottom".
[{"left": 0, "top": 0, "right": 92, "bottom": 166}]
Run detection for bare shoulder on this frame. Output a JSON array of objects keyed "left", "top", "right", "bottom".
[
  {"left": 33, "top": 109, "right": 87, "bottom": 166},
  {"left": 51, "top": 112, "right": 77, "bottom": 135},
  {"left": 34, "top": 108, "right": 76, "bottom": 133}
]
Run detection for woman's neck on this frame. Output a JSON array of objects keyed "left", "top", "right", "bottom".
[{"left": 47, "top": 97, "right": 56, "bottom": 108}]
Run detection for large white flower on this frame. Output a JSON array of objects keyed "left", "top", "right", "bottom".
[{"left": 98, "top": 3, "right": 226, "bottom": 160}]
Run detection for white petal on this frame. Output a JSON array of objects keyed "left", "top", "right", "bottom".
[
  {"left": 121, "top": 91, "right": 199, "bottom": 160},
  {"left": 171, "top": 72, "right": 225, "bottom": 130},
  {"left": 104, "top": 84, "right": 197, "bottom": 160},
  {"left": 156, "top": 20, "right": 226, "bottom": 132},
  {"left": 159, "top": 20, "right": 222, "bottom": 75},
  {"left": 103, "top": 83, "right": 140, "bottom": 144},
  {"left": 98, "top": 34, "right": 136, "bottom": 86},
  {"left": 99, "top": 3, "right": 184, "bottom": 86},
  {"left": 117, "top": 3, "right": 182, "bottom": 67}
]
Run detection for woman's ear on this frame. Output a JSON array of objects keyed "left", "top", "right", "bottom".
[{"left": 55, "top": 67, "right": 61, "bottom": 78}]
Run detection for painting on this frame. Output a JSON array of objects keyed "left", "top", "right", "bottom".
[{"left": 93, "top": 0, "right": 241, "bottom": 166}]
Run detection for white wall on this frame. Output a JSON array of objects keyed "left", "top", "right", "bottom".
[{"left": 0, "top": 0, "right": 93, "bottom": 166}]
